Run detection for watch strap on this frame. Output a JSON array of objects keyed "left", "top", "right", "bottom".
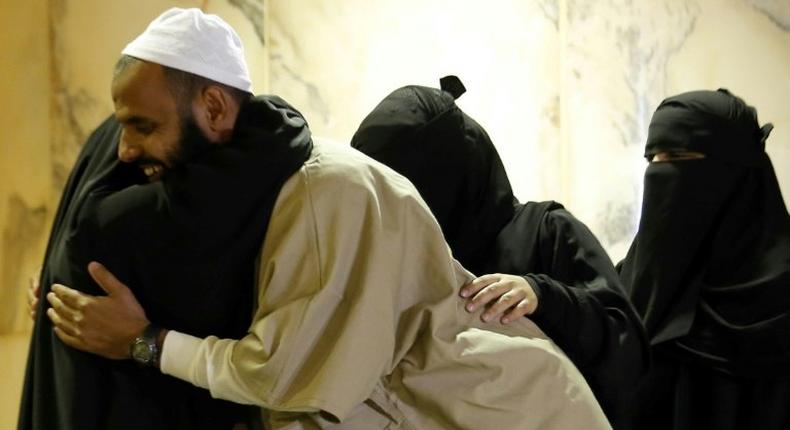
[{"left": 131, "top": 322, "right": 162, "bottom": 367}]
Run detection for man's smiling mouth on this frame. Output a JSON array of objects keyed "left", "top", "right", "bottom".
[{"left": 142, "top": 164, "right": 164, "bottom": 181}]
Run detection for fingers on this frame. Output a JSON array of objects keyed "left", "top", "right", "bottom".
[
  {"left": 464, "top": 274, "right": 539, "bottom": 324},
  {"left": 88, "top": 262, "right": 127, "bottom": 296},
  {"left": 51, "top": 284, "right": 88, "bottom": 309},
  {"left": 46, "top": 290, "right": 83, "bottom": 327},
  {"left": 52, "top": 325, "right": 85, "bottom": 351},
  {"left": 46, "top": 278, "right": 142, "bottom": 360},
  {"left": 501, "top": 298, "right": 536, "bottom": 324},
  {"left": 27, "top": 277, "right": 40, "bottom": 320},
  {"left": 46, "top": 306, "right": 81, "bottom": 339},
  {"left": 466, "top": 279, "right": 510, "bottom": 312},
  {"left": 460, "top": 274, "right": 502, "bottom": 298},
  {"left": 29, "top": 273, "right": 40, "bottom": 295},
  {"left": 46, "top": 290, "right": 108, "bottom": 356},
  {"left": 481, "top": 289, "right": 528, "bottom": 323}
]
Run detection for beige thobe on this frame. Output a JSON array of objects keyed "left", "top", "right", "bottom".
[{"left": 161, "top": 140, "right": 611, "bottom": 429}]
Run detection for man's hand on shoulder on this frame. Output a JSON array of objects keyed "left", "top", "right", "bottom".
[
  {"left": 460, "top": 273, "right": 538, "bottom": 324},
  {"left": 47, "top": 261, "right": 149, "bottom": 360}
]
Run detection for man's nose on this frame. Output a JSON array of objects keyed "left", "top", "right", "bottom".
[{"left": 117, "top": 131, "right": 141, "bottom": 163}]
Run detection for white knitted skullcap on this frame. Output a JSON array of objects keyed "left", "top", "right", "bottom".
[{"left": 122, "top": 8, "right": 252, "bottom": 92}]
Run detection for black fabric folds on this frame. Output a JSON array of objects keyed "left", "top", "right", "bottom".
[
  {"left": 351, "top": 78, "right": 648, "bottom": 429},
  {"left": 619, "top": 89, "right": 790, "bottom": 429},
  {"left": 19, "top": 95, "right": 312, "bottom": 430}
]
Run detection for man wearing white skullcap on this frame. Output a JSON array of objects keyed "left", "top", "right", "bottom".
[
  {"left": 29, "top": 7, "right": 610, "bottom": 430},
  {"left": 122, "top": 7, "right": 253, "bottom": 93},
  {"left": 21, "top": 7, "right": 274, "bottom": 430}
]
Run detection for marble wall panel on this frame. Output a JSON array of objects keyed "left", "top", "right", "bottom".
[
  {"left": 0, "top": 0, "right": 52, "bottom": 336},
  {"left": 666, "top": 0, "right": 790, "bottom": 205},
  {"left": 268, "top": 0, "right": 564, "bottom": 203},
  {"left": 0, "top": 0, "right": 51, "bottom": 424},
  {"left": 562, "top": 0, "right": 703, "bottom": 259},
  {"left": 268, "top": 0, "right": 789, "bottom": 262}
]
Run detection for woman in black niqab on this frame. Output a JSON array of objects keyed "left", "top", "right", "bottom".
[{"left": 619, "top": 89, "right": 790, "bottom": 430}]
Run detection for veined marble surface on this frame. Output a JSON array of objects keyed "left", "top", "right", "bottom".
[
  {"left": 0, "top": 0, "right": 52, "bottom": 336},
  {"left": 268, "top": 0, "right": 790, "bottom": 262},
  {"left": 562, "top": 0, "right": 702, "bottom": 258},
  {"left": 268, "top": 0, "right": 564, "bottom": 204},
  {"left": 747, "top": 0, "right": 790, "bottom": 30}
]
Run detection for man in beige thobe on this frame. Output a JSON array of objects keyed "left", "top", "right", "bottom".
[{"left": 45, "top": 7, "right": 612, "bottom": 430}]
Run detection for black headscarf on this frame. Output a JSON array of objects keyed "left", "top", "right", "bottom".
[
  {"left": 350, "top": 77, "right": 514, "bottom": 275},
  {"left": 20, "top": 95, "right": 312, "bottom": 430},
  {"left": 619, "top": 89, "right": 790, "bottom": 377}
]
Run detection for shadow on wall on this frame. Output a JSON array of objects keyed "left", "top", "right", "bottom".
[{"left": 1, "top": 195, "right": 47, "bottom": 334}]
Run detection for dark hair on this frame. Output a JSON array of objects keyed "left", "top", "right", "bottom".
[{"left": 113, "top": 54, "right": 252, "bottom": 117}]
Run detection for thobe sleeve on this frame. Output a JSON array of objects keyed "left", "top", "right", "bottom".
[
  {"left": 158, "top": 162, "right": 431, "bottom": 422},
  {"left": 525, "top": 208, "right": 648, "bottom": 428}
]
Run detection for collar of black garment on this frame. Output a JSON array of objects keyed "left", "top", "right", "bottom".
[{"left": 161, "top": 95, "right": 313, "bottom": 235}]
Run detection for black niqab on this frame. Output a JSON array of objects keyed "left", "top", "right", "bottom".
[{"left": 620, "top": 89, "right": 790, "bottom": 377}]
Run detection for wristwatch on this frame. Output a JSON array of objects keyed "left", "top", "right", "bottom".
[{"left": 130, "top": 323, "right": 162, "bottom": 367}]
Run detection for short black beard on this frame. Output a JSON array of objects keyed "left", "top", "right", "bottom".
[{"left": 167, "top": 113, "right": 214, "bottom": 168}]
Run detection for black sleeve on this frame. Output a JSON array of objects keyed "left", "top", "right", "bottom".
[{"left": 526, "top": 208, "right": 649, "bottom": 429}]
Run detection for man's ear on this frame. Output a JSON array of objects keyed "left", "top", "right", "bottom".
[
  {"left": 200, "top": 86, "right": 230, "bottom": 131},
  {"left": 197, "top": 86, "right": 239, "bottom": 142}
]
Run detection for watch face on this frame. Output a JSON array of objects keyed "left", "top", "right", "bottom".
[{"left": 131, "top": 339, "right": 154, "bottom": 363}]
